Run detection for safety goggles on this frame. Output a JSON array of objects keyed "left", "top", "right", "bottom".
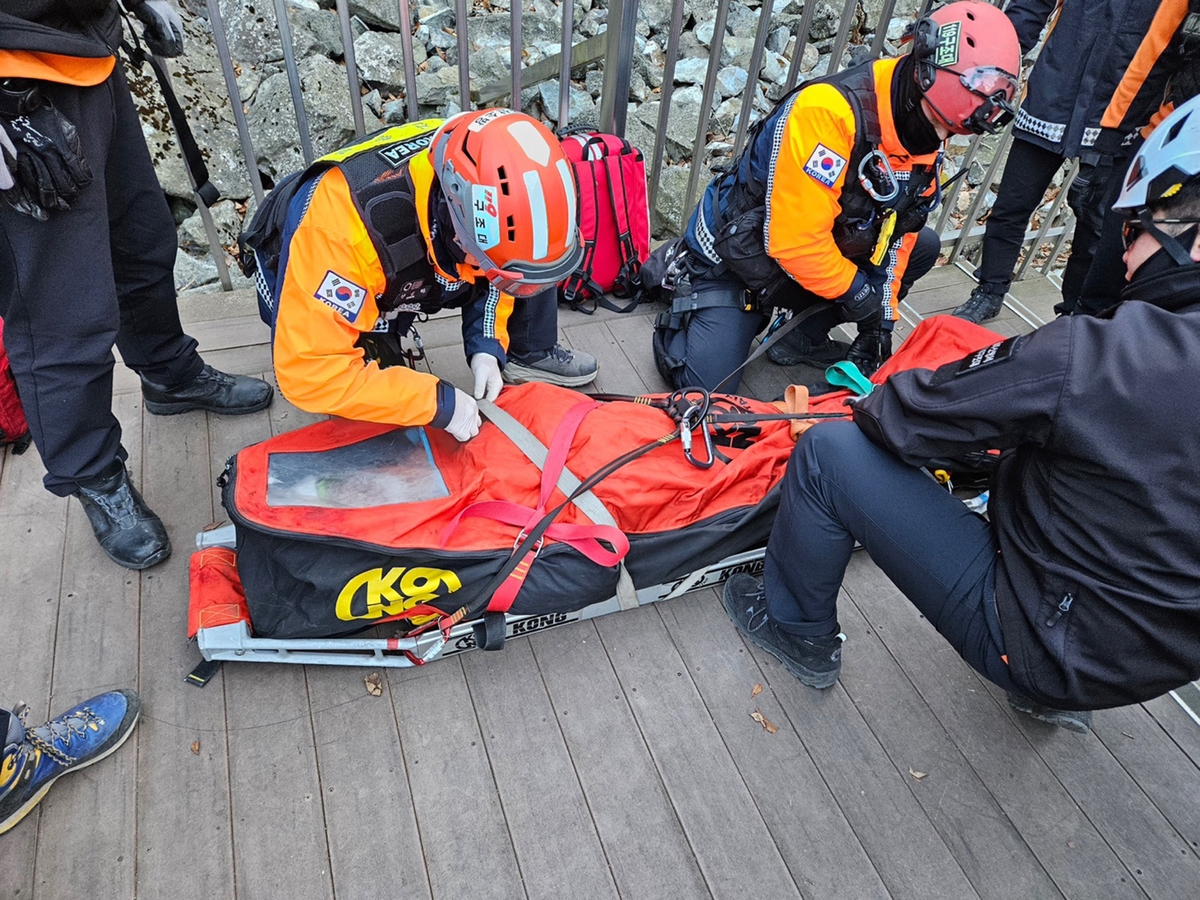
[
  {"left": 1122, "top": 213, "right": 1200, "bottom": 250},
  {"left": 470, "top": 239, "right": 584, "bottom": 298},
  {"left": 932, "top": 64, "right": 1018, "bottom": 134}
]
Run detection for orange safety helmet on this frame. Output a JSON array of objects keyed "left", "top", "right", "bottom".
[
  {"left": 909, "top": 2, "right": 1022, "bottom": 135},
  {"left": 430, "top": 109, "right": 582, "bottom": 297}
]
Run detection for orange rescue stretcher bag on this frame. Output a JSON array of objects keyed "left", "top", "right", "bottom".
[{"left": 218, "top": 382, "right": 798, "bottom": 641}]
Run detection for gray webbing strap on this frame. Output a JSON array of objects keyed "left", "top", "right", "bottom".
[{"left": 479, "top": 399, "right": 639, "bottom": 610}]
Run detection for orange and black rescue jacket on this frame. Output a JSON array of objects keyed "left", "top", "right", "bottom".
[
  {"left": 684, "top": 57, "right": 939, "bottom": 325},
  {"left": 0, "top": 6, "right": 117, "bottom": 87},
  {"left": 256, "top": 125, "right": 516, "bottom": 430}
]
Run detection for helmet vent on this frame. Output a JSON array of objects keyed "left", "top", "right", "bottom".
[
  {"left": 507, "top": 215, "right": 516, "bottom": 242},
  {"left": 497, "top": 165, "right": 511, "bottom": 195},
  {"left": 1165, "top": 112, "right": 1191, "bottom": 144},
  {"left": 966, "top": 36, "right": 975, "bottom": 47},
  {"left": 966, "top": 8, "right": 975, "bottom": 18}
]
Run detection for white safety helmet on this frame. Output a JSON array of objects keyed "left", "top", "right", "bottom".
[{"left": 1113, "top": 94, "right": 1200, "bottom": 213}]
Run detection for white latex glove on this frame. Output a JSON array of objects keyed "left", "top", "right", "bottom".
[
  {"left": 469, "top": 353, "right": 503, "bottom": 401},
  {"left": 0, "top": 124, "right": 14, "bottom": 192},
  {"left": 132, "top": 0, "right": 186, "bottom": 57},
  {"left": 445, "top": 388, "right": 481, "bottom": 442}
]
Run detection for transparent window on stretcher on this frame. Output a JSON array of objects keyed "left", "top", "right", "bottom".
[{"left": 265, "top": 427, "right": 450, "bottom": 508}]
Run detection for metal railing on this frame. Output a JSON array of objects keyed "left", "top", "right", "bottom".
[{"left": 183, "top": 0, "right": 1076, "bottom": 291}]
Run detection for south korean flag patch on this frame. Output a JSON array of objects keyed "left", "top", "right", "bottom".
[
  {"left": 315, "top": 270, "right": 368, "bottom": 322},
  {"left": 803, "top": 143, "right": 848, "bottom": 188}
]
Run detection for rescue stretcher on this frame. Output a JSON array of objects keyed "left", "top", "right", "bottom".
[{"left": 185, "top": 316, "right": 1004, "bottom": 682}]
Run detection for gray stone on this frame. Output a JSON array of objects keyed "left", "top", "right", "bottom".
[
  {"left": 695, "top": 18, "right": 718, "bottom": 47},
  {"left": 712, "top": 96, "right": 742, "bottom": 134},
  {"left": 674, "top": 56, "right": 710, "bottom": 85},
  {"left": 886, "top": 16, "right": 908, "bottom": 42},
  {"left": 415, "top": 65, "right": 462, "bottom": 107},
  {"left": 629, "top": 71, "right": 651, "bottom": 103},
  {"left": 715, "top": 66, "right": 748, "bottom": 99},
  {"left": 638, "top": 0, "right": 691, "bottom": 34},
  {"left": 760, "top": 48, "right": 789, "bottom": 84},
  {"left": 721, "top": 35, "right": 758, "bottom": 70},
  {"left": 634, "top": 46, "right": 666, "bottom": 90},
  {"left": 237, "top": 67, "right": 261, "bottom": 104},
  {"left": 363, "top": 88, "right": 383, "bottom": 118},
  {"left": 539, "top": 81, "right": 598, "bottom": 126},
  {"left": 467, "top": 47, "right": 510, "bottom": 92},
  {"left": 174, "top": 251, "right": 220, "bottom": 292},
  {"left": 418, "top": 4, "right": 456, "bottom": 31},
  {"left": 578, "top": 8, "right": 605, "bottom": 36},
  {"left": 767, "top": 25, "right": 791, "bottom": 55},
  {"left": 800, "top": 42, "right": 820, "bottom": 73},
  {"left": 290, "top": 7, "right": 343, "bottom": 59},
  {"left": 354, "top": 30, "right": 411, "bottom": 93},
  {"left": 585, "top": 70, "right": 606, "bottom": 98},
  {"left": 178, "top": 199, "right": 243, "bottom": 255},
  {"left": 651, "top": 163, "right": 696, "bottom": 238},
  {"left": 623, "top": 115, "right": 658, "bottom": 162},
  {"left": 637, "top": 84, "right": 707, "bottom": 158},
  {"left": 724, "top": 4, "right": 760, "bottom": 37},
  {"left": 248, "top": 55, "right": 359, "bottom": 183},
  {"left": 213, "top": 0, "right": 282, "bottom": 67},
  {"left": 339, "top": 0, "right": 401, "bottom": 31},
  {"left": 382, "top": 98, "right": 412, "bottom": 123}
]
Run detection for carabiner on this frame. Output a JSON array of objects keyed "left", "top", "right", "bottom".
[
  {"left": 679, "top": 403, "right": 715, "bottom": 469},
  {"left": 858, "top": 150, "right": 901, "bottom": 204}
]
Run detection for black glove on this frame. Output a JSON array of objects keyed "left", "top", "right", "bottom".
[
  {"left": 130, "top": 0, "right": 186, "bottom": 58},
  {"left": 0, "top": 82, "right": 93, "bottom": 221},
  {"left": 836, "top": 270, "right": 883, "bottom": 323}
]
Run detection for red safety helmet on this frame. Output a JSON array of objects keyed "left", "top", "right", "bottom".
[
  {"left": 430, "top": 109, "right": 582, "bottom": 297},
  {"left": 908, "top": 2, "right": 1022, "bottom": 135}
]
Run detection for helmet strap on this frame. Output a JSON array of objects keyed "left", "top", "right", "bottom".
[{"left": 1140, "top": 210, "right": 1198, "bottom": 267}]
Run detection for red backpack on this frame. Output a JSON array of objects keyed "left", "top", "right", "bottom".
[
  {"left": 558, "top": 128, "right": 651, "bottom": 314},
  {"left": 0, "top": 318, "right": 31, "bottom": 454}
]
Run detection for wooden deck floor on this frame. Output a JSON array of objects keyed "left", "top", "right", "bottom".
[{"left": 3, "top": 266, "right": 1200, "bottom": 900}]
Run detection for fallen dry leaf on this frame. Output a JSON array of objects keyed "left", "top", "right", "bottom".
[
  {"left": 364, "top": 672, "right": 383, "bottom": 697},
  {"left": 909, "top": 768, "right": 927, "bottom": 780},
  {"left": 750, "top": 710, "right": 779, "bottom": 734},
  {"left": 1067, "top": 840, "right": 1077, "bottom": 849},
  {"left": 751, "top": 683, "right": 763, "bottom": 698},
  {"left": 191, "top": 740, "right": 201, "bottom": 755}
]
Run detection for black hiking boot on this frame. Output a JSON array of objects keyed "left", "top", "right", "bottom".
[
  {"left": 952, "top": 284, "right": 1006, "bottom": 324},
  {"left": 141, "top": 364, "right": 273, "bottom": 416},
  {"left": 767, "top": 329, "right": 847, "bottom": 367},
  {"left": 722, "top": 574, "right": 845, "bottom": 688},
  {"left": 72, "top": 465, "right": 170, "bottom": 570},
  {"left": 845, "top": 329, "right": 886, "bottom": 377},
  {"left": 1006, "top": 693, "right": 1093, "bottom": 734}
]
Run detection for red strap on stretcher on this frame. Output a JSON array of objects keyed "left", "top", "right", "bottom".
[{"left": 439, "top": 399, "right": 630, "bottom": 615}]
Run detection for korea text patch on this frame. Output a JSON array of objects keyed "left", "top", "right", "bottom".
[
  {"left": 315, "top": 270, "right": 368, "bottom": 321},
  {"left": 803, "top": 144, "right": 847, "bottom": 188},
  {"left": 956, "top": 337, "right": 1018, "bottom": 376}
]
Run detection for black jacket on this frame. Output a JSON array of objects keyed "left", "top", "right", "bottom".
[
  {"left": 1007, "top": 0, "right": 1162, "bottom": 157},
  {"left": 0, "top": 1, "right": 120, "bottom": 55},
  {"left": 853, "top": 263, "right": 1200, "bottom": 710}
]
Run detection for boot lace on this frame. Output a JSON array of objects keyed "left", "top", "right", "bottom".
[
  {"left": 15, "top": 702, "right": 104, "bottom": 766},
  {"left": 80, "top": 473, "right": 139, "bottom": 527}
]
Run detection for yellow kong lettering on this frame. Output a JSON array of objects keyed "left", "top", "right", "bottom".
[{"left": 335, "top": 566, "right": 462, "bottom": 621}]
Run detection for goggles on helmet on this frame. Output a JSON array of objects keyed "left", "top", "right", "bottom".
[{"left": 930, "top": 64, "right": 1018, "bottom": 134}]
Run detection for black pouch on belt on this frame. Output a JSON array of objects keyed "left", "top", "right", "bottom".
[{"left": 711, "top": 207, "right": 790, "bottom": 305}]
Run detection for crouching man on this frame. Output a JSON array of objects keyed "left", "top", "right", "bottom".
[
  {"left": 257, "top": 109, "right": 596, "bottom": 442},
  {"left": 722, "top": 97, "right": 1200, "bottom": 731}
]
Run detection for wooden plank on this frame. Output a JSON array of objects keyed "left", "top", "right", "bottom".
[
  {"left": 36, "top": 392, "right": 143, "bottom": 900},
  {"left": 0, "top": 425, "right": 69, "bottom": 900},
  {"left": 840, "top": 554, "right": 1149, "bottom": 899},
  {"left": 825, "top": 590, "right": 1062, "bottom": 899},
  {"left": 183, "top": 315, "right": 272, "bottom": 353},
  {"left": 306, "top": 668, "right": 434, "bottom": 900},
  {"left": 561, "top": 319, "right": 649, "bottom": 396},
  {"left": 205, "top": 404, "right": 335, "bottom": 900},
  {"left": 461, "top": 639, "right": 620, "bottom": 900},
  {"left": 1145, "top": 694, "right": 1200, "bottom": 770},
  {"left": 530, "top": 621, "right": 712, "bottom": 900},
  {"left": 387, "top": 659, "right": 527, "bottom": 900},
  {"left": 603, "top": 311, "right": 673, "bottom": 395},
  {"left": 1092, "top": 702, "right": 1200, "bottom": 859},
  {"left": 136, "top": 391, "right": 236, "bottom": 900},
  {"left": 988, "top": 681, "right": 1200, "bottom": 900},
  {"left": 593, "top": 605, "right": 805, "bottom": 900},
  {"left": 657, "top": 593, "right": 893, "bottom": 900}
]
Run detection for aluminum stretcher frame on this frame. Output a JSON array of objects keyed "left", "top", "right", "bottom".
[{"left": 191, "top": 523, "right": 766, "bottom": 670}]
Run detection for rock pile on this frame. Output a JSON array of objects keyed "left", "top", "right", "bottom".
[{"left": 138, "top": 0, "right": 1017, "bottom": 293}]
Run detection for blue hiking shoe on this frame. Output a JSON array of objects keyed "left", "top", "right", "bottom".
[{"left": 0, "top": 689, "right": 141, "bottom": 834}]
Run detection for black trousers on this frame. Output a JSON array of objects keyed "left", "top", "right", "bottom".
[
  {"left": 1074, "top": 143, "right": 1142, "bottom": 316},
  {"left": 506, "top": 289, "right": 559, "bottom": 357},
  {"left": 0, "top": 62, "right": 202, "bottom": 496},
  {"left": 764, "top": 421, "right": 1017, "bottom": 692},
  {"left": 976, "top": 137, "right": 1103, "bottom": 310}
]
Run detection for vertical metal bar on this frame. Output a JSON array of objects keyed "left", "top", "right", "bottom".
[
  {"left": 1014, "top": 159, "right": 1077, "bottom": 281},
  {"left": 647, "top": 0, "right": 686, "bottom": 216},
  {"left": 947, "top": 128, "right": 1013, "bottom": 265},
  {"left": 869, "top": 0, "right": 900, "bottom": 58},
  {"left": 336, "top": 0, "right": 367, "bottom": 136},
  {"left": 456, "top": 0, "right": 471, "bottom": 109},
  {"left": 732, "top": 0, "right": 775, "bottom": 156},
  {"left": 934, "top": 135, "right": 983, "bottom": 235},
  {"left": 598, "top": 0, "right": 638, "bottom": 136},
  {"left": 683, "top": 0, "right": 731, "bottom": 231},
  {"left": 1040, "top": 215, "right": 1076, "bottom": 277},
  {"left": 511, "top": 0, "right": 523, "bottom": 111},
  {"left": 272, "top": 0, "right": 314, "bottom": 165},
  {"left": 826, "top": 0, "right": 859, "bottom": 75},
  {"left": 194, "top": 201, "right": 234, "bottom": 291},
  {"left": 396, "top": 0, "right": 420, "bottom": 121},
  {"left": 204, "top": 0, "right": 264, "bottom": 203},
  {"left": 783, "top": 0, "right": 820, "bottom": 93},
  {"left": 558, "top": 0, "right": 574, "bottom": 128}
]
